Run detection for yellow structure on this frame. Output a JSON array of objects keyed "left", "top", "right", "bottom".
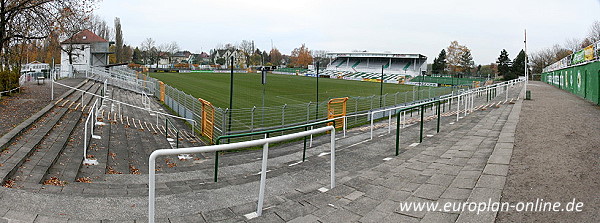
[
  {"left": 159, "top": 81, "right": 165, "bottom": 102},
  {"left": 198, "top": 98, "right": 215, "bottom": 142},
  {"left": 327, "top": 97, "right": 349, "bottom": 128}
]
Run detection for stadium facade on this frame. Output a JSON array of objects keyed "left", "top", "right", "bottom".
[
  {"left": 301, "top": 52, "right": 427, "bottom": 84},
  {"left": 326, "top": 52, "right": 427, "bottom": 76}
]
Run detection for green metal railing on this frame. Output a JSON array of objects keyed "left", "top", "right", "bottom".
[
  {"left": 212, "top": 119, "right": 336, "bottom": 182},
  {"left": 394, "top": 100, "right": 441, "bottom": 156}
]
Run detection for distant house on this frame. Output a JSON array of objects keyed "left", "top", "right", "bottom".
[
  {"left": 211, "top": 49, "right": 247, "bottom": 69},
  {"left": 60, "top": 29, "right": 111, "bottom": 77},
  {"left": 187, "top": 52, "right": 209, "bottom": 65},
  {"left": 171, "top": 51, "right": 192, "bottom": 64}
]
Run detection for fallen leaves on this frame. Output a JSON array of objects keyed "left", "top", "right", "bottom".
[
  {"left": 43, "top": 177, "right": 67, "bottom": 186},
  {"left": 3, "top": 179, "right": 14, "bottom": 188},
  {"left": 107, "top": 166, "right": 122, "bottom": 174},
  {"left": 129, "top": 165, "right": 140, "bottom": 174},
  {"left": 75, "top": 177, "right": 92, "bottom": 183}
]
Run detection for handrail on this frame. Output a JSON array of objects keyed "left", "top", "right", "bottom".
[
  {"left": 148, "top": 125, "right": 336, "bottom": 223},
  {"left": 51, "top": 80, "right": 197, "bottom": 132},
  {"left": 83, "top": 99, "right": 100, "bottom": 165},
  {"left": 211, "top": 118, "right": 336, "bottom": 182}
]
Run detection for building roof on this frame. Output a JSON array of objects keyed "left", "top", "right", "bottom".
[
  {"left": 327, "top": 52, "right": 427, "bottom": 59},
  {"left": 61, "top": 29, "right": 108, "bottom": 44}
]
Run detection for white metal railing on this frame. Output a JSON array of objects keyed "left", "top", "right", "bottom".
[
  {"left": 83, "top": 99, "right": 101, "bottom": 165},
  {"left": 51, "top": 80, "right": 197, "bottom": 133},
  {"left": 148, "top": 126, "right": 336, "bottom": 223}
]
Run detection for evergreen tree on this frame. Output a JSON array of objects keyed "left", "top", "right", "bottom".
[
  {"left": 509, "top": 50, "right": 527, "bottom": 80},
  {"left": 497, "top": 49, "right": 511, "bottom": 79},
  {"left": 459, "top": 50, "right": 474, "bottom": 78},
  {"left": 432, "top": 49, "right": 447, "bottom": 75}
]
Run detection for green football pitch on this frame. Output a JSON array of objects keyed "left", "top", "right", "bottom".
[{"left": 149, "top": 72, "right": 422, "bottom": 109}]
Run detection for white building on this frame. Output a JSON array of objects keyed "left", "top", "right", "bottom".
[{"left": 60, "top": 29, "right": 111, "bottom": 77}]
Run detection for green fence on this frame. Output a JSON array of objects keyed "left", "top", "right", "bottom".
[{"left": 541, "top": 61, "right": 600, "bottom": 105}]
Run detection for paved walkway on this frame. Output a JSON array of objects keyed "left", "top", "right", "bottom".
[
  {"left": 260, "top": 88, "right": 523, "bottom": 223},
  {"left": 497, "top": 82, "right": 600, "bottom": 222}
]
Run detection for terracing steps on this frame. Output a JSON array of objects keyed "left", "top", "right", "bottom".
[
  {"left": 8, "top": 81, "right": 103, "bottom": 188},
  {"left": 0, "top": 80, "right": 92, "bottom": 187}
]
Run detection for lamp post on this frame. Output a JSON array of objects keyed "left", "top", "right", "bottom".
[{"left": 228, "top": 56, "right": 234, "bottom": 137}]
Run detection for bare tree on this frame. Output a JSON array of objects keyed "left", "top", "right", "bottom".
[
  {"left": 238, "top": 40, "right": 253, "bottom": 54},
  {"left": 588, "top": 20, "right": 600, "bottom": 43},
  {"left": 140, "top": 38, "right": 156, "bottom": 65},
  {"left": 0, "top": 0, "right": 95, "bottom": 68},
  {"left": 563, "top": 38, "right": 581, "bottom": 52},
  {"left": 89, "top": 15, "right": 111, "bottom": 40},
  {"left": 164, "top": 41, "right": 179, "bottom": 64}
]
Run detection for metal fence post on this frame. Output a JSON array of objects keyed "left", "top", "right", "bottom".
[
  {"left": 420, "top": 105, "right": 424, "bottom": 143},
  {"left": 251, "top": 106, "right": 256, "bottom": 132},
  {"left": 395, "top": 110, "right": 401, "bottom": 156},
  {"left": 437, "top": 101, "right": 441, "bottom": 133},
  {"left": 282, "top": 104, "right": 287, "bottom": 126},
  {"left": 306, "top": 102, "right": 311, "bottom": 123}
]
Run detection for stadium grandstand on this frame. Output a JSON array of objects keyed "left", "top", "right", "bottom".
[{"left": 283, "top": 52, "right": 427, "bottom": 84}]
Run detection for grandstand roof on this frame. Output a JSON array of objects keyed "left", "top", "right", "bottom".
[{"left": 327, "top": 52, "right": 427, "bottom": 59}]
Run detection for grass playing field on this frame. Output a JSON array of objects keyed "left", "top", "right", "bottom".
[{"left": 149, "top": 72, "right": 421, "bottom": 109}]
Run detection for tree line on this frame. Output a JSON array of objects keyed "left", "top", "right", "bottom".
[{"left": 529, "top": 20, "right": 600, "bottom": 74}]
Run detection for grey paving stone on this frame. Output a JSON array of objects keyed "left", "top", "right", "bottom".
[
  {"left": 344, "top": 190, "right": 365, "bottom": 201},
  {"left": 362, "top": 184, "right": 396, "bottom": 201},
  {"left": 358, "top": 210, "right": 388, "bottom": 223},
  {"left": 373, "top": 199, "right": 399, "bottom": 213},
  {"left": 319, "top": 208, "right": 361, "bottom": 223},
  {"left": 272, "top": 200, "right": 317, "bottom": 221},
  {"left": 168, "top": 214, "right": 206, "bottom": 223},
  {"left": 201, "top": 208, "right": 236, "bottom": 222},
  {"left": 324, "top": 184, "right": 355, "bottom": 198},
  {"left": 382, "top": 212, "right": 420, "bottom": 222},
  {"left": 426, "top": 174, "right": 455, "bottom": 187},
  {"left": 287, "top": 214, "right": 320, "bottom": 223},
  {"left": 246, "top": 212, "right": 283, "bottom": 223},
  {"left": 475, "top": 174, "right": 506, "bottom": 189},
  {"left": 440, "top": 187, "right": 472, "bottom": 200},
  {"left": 421, "top": 211, "right": 459, "bottom": 223},
  {"left": 466, "top": 187, "right": 502, "bottom": 203},
  {"left": 487, "top": 154, "right": 511, "bottom": 165},
  {"left": 387, "top": 190, "right": 412, "bottom": 202},
  {"left": 343, "top": 196, "right": 380, "bottom": 216},
  {"left": 412, "top": 184, "right": 446, "bottom": 200},
  {"left": 34, "top": 215, "right": 68, "bottom": 223},
  {"left": 4, "top": 209, "right": 37, "bottom": 222},
  {"left": 482, "top": 163, "right": 509, "bottom": 176}
]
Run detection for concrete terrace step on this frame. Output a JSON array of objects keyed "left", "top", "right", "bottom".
[
  {"left": 39, "top": 82, "right": 105, "bottom": 185},
  {"left": 0, "top": 80, "right": 92, "bottom": 187}
]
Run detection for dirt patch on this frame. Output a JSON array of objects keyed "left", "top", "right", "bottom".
[
  {"left": 0, "top": 79, "right": 82, "bottom": 137},
  {"left": 497, "top": 82, "right": 600, "bottom": 222}
]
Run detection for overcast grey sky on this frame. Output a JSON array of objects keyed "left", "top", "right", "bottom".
[{"left": 95, "top": 0, "right": 600, "bottom": 64}]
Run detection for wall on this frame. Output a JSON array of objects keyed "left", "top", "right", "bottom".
[{"left": 541, "top": 61, "right": 600, "bottom": 105}]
